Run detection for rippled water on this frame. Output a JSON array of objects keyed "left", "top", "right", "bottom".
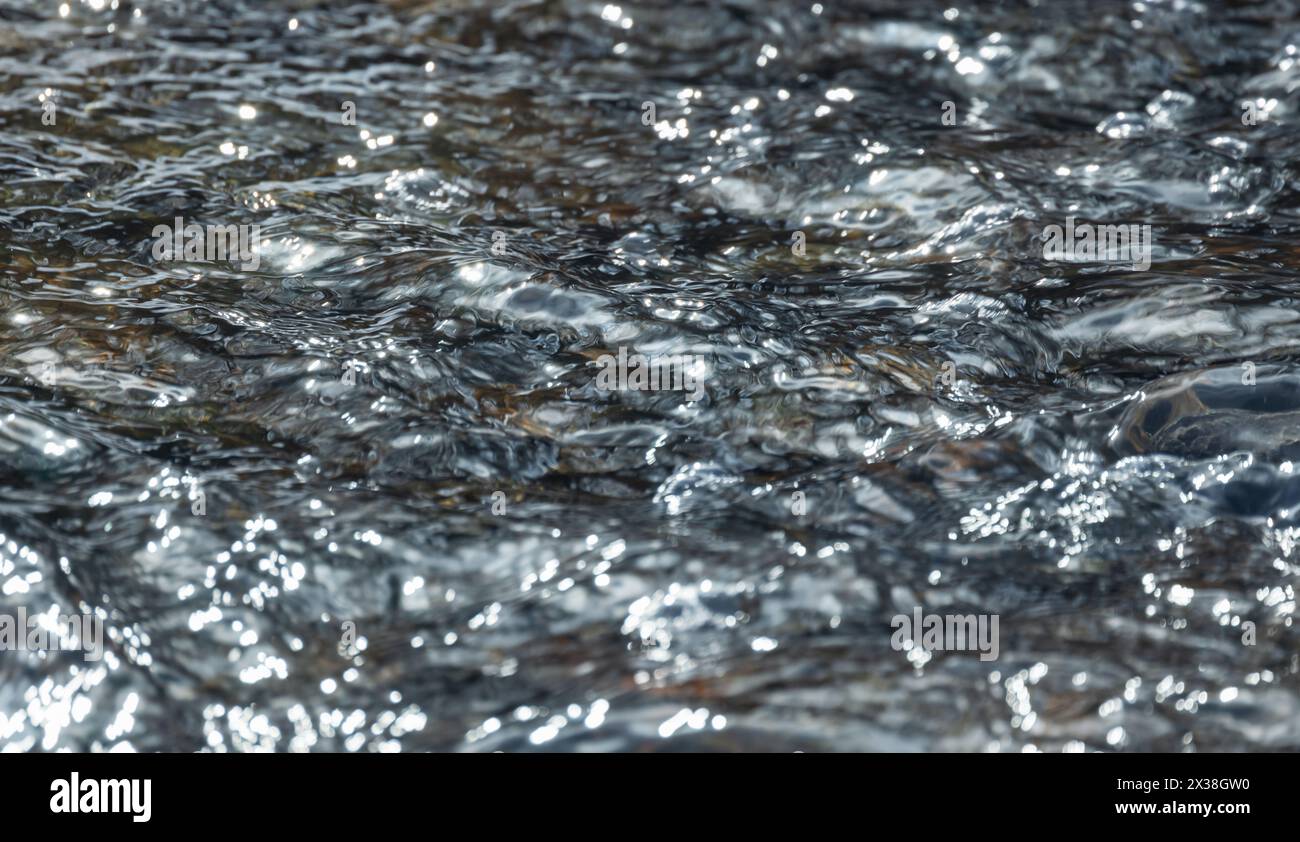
[{"left": 2, "top": 0, "right": 1299, "bottom": 752}]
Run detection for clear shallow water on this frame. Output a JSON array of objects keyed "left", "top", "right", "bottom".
[{"left": 1, "top": 0, "right": 1298, "bottom": 752}]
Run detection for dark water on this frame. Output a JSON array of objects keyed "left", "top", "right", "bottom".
[{"left": 1, "top": 0, "right": 1299, "bottom": 752}]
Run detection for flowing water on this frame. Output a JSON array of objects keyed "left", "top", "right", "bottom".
[{"left": 1, "top": 0, "right": 1299, "bottom": 752}]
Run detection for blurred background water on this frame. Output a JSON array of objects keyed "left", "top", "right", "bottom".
[{"left": 1, "top": 0, "right": 1298, "bottom": 752}]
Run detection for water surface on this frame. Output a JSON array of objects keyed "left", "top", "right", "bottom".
[{"left": 1, "top": 0, "right": 1299, "bottom": 751}]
